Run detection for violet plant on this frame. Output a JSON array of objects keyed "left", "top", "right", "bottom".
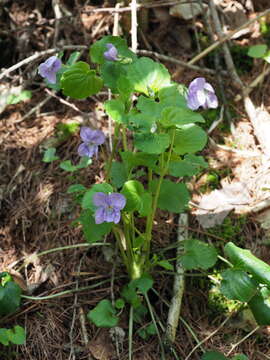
[{"left": 37, "top": 36, "right": 270, "bottom": 346}]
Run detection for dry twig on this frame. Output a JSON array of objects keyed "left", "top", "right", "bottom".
[
  {"left": 165, "top": 214, "right": 187, "bottom": 344},
  {"left": 137, "top": 49, "right": 227, "bottom": 75},
  {"left": 0, "top": 45, "right": 87, "bottom": 81}
]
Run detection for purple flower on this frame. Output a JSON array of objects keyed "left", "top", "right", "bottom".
[
  {"left": 186, "top": 77, "right": 218, "bottom": 110},
  {"left": 38, "top": 56, "right": 62, "bottom": 84},
  {"left": 104, "top": 43, "right": 118, "bottom": 61},
  {"left": 78, "top": 127, "right": 105, "bottom": 158},
  {"left": 93, "top": 192, "right": 126, "bottom": 224}
]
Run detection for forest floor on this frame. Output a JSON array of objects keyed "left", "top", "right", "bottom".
[{"left": 1, "top": 0, "right": 270, "bottom": 359}]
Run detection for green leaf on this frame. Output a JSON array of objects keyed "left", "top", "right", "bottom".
[
  {"left": 6, "top": 325, "right": 26, "bottom": 345},
  {"left": 133, "top": 236, "right": 145, "bottom": 249},
  {"left": 42, "top": 147, "right": 59, "bottom": 163},
  {"left": 82, "top": 183, "right": 113, "bottom": 211},
  {"left": 60, "top": 160, "right": 78, "bottom": 172},
  {"left": 121, "top": 284, "right": 141, "bottom": 308},
  {"left": 100, "top": 62, "right": 128, "bottom": 93},
  {"left": 169, "top": 154, "right": 208, "bottom": 177},
  {"left": 115, "top": 298, "right": 125, "bottom": 309},
  {"left": 157, "top": 260, "right": 174, "bottom": 271},
  {"left": 248, "top": 44, "right": 267, "bottom": 58},
  {"left": 134, "top": 133, "right": 170, "bottom": 154},
  {"left": 0, "top": 277, "right": 22, "bottom": 316},
  {"left": 181, "top": 239, "right": 218, "bottom": 270},
  {"left": 127, "top": 57, "right": 171, "bottom": 95},
  {"left": 231, "top": 355, "right": 248, "bottom": 360},
  {"left": 220, "top": 269, "right": 258, "bottom": 302},
  {"left": 145, "top": 323, "right": 156, "bottom": 335},
  {"left": 139, "top": 192, "right": 152, "bottom": 217},
  {"left": 110, "top": 161, "right": 127, "bottom": 188},
  {"left": 132, "top": 274, "right": 153, "bottom": 294},
  {"left": 0, "top": 329, "right": 9, "bottom": 346},
  {"left": 87, "top": 299, "right": 119, "bottom": 328},
  {"left": 136, "top": 95, "right": 163, "bottom": 119},
  {"left": 263, "top": 49, "right": 270, "bottom": 64},
  {"left": 60, "top": 157, "right": 92, "bottom": 172},
  {"left": 201, "top": 351, "right": 227, "bottom": 360},
  {"left": 79, "top": 210, "right": 113, "bottom": 243},
  {"left": 133, "top": 304, "right": 147, "bottom": 323},
  {"left": 121, "top": 180, "right": 145, "bottom": 212},
  {"left": 150, "top": 179, "right": 190, "bottom": 213},
  {"left": 104, "top": 99, "right": 127, "bottom": 124},
  {"left": 117, "top": 76, "right": 133, "bottom": 101},
  {"left": 173, "top": 125, "right": 208, "bottom": 155},
  {"left": 120, "top": 151, "right": 158, "bottom": 172},
  {"left": 66, "top": 51, "right": 81, "bottom": 66},
  {"left": 248, "top": 292, "right": 270, "bottom": 325},
  {"left": 90, "top": 35, "right": 136, "bottom": 65},
  {"left": 158, "top": 83, "right": 187, "bottom": 108},
  {"left": 160, "top": 106, "right": 204, "bottom": 128},
  {"left": 138, "top": 322, "right": 156, "bottom": 339},
  {"left": 7, "top": 90, "right": 32, "bottom": 105},
  {"left": 224, "top": 242, "right": 270, "bottom": 287},
  {"left": 67, "top": 184, "right": 86, "bottom": 194},
  {"left": 56, "top": 122, "right": 80, "bottom": 141},
  {"left": 128, "top": 113, "right": 155, "bottom": 133},
  {"left": 77, "top": 156, "right": 93, "bottom": 169},
  {"left": 61, "top": 61, "right": 103, "bottom": 99}
]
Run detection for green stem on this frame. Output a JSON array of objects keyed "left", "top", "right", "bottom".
[
  {"left": 145, "top": 130, "right": 176, "bottom": 258},
  {"left": 122, "top": 125, "right": 128, "bottom": 152},
  {"left": 17, "top": 243, "right": 109, "bottom": 271},
  {"left": 145, "top": 293, "right": 166, "bottom": 360},
  {"left": 148, "top": 168, "right": 152, "bottom": 184},
  {"left": 21, "top": 279, "right": 111, "bottom": 301},
  {"left": 113, "top": 227, "right": 129, "bottom": 272},
  {"left": 105, "top": 123, "right": 120, "bottom": 182},
  {"left": 218, "top": 255, "right": 233, "bottom": 267},
  {"left": 123, "top": 216, "right": 134, "bottom": 263}
]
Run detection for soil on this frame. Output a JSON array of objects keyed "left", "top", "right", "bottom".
[{"left": 1, "top": 1, "right": 270, "bottom": 359}]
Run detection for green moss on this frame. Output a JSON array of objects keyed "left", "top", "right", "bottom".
[
  {"left": 208, "top": 283, "right": 239, "bottom": 315},
  {"left": 208, "top": 216, "right": 247, "bottom": 245},
  {"left": 260, "top": 19, "right": 270, "bottom": 46},
  {"left": 199, "top": 170, "right": 220, "bottom": 193}
]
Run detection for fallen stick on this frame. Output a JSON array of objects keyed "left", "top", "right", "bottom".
[
  {"left": 0, "top": 45, "right": 87, "bottom": 80},
  {"left": 165, "top": 213, "right": 187, "bottom": 344}
]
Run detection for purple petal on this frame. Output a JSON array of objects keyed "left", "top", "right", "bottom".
[
  {"left": 103, "top": 208, "right": 116, "bottom": 223},
  {"left": 51, "top": 58, "right": 62, "bottom": 72},
  {"left": 196, "top": 89, "right": 207, "bottom": 107},
  {"left": 38, "top": 63, "right": 49, "bottom": 78},
  {"left": 44, "top": 56, "right": 58, "bottom": 67},
  {"left": 38, "top": 56, "right": 62, "bottom": 83},
  {"left": 186, "top": 91, "right": 202, "bottom": 110},
  {"left": 95, "top": 207, "right": 106, "bottom": 224},
  {"left": 204, "top": 82, "right": 215, "bottom": 93},
  {"left": 90, "top": 130, "right": 105, "bottom": 145},
  {"left": 187, "top": 77, "right": 218, "bottom": 110},
  {"left": 206, "top": 92, "right": 218, "bottom": 109},
  {"left": 112, "top": 210, "right": 121, "bottom": 224},
  {"left": 80, "top": 127, "right": 95, "bottom": 143},
  {"left": 78, "top": 143, "right": 96, "bottom": 157},
  {"left": 104, "top": 43, "right": 118, "bottom": 61},
  {"left": 108, "top": 193, "right": 126, "bottom": 210},
  {"left": 93, "top": 192, "right": 109, "bottom": 207},
  {"left": 188, "top": 77, "right": 206, "bottom": 92},
  {"left": 45, "top": 71, "right": 57, "bottom": 84}
]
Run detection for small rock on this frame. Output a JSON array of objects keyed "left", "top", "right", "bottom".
[{"left": 169, "top": 2, "right": 205, "bottom": 20}]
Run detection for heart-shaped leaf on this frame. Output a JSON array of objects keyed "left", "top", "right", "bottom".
[
  {"left": 61, "top": 61, "right": 103, "bottom": 99},
  {"left": 87, "top": 300, "right": 119, "bottom": 328}
]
